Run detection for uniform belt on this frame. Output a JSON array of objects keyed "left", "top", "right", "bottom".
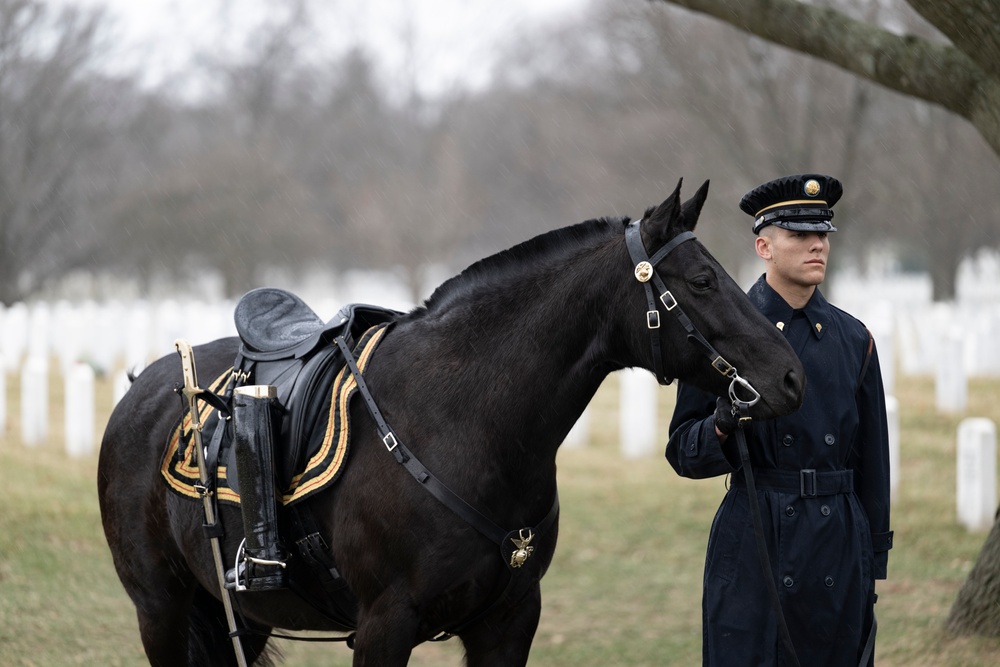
[{"left": 732, "top": 468, "right": 853, "bottom": 498}]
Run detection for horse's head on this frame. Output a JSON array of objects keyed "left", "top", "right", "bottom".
[{"left": 632, "top": 179, "right": 804, "bottom": 419}]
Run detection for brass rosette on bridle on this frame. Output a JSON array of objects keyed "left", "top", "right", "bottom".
[{"left": 634, "top": 261, "right": 654, "bottom": 283}]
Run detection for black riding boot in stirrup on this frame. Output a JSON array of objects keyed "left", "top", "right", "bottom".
[{"left": 228, "top": 385, "right": 288, "bottom": 591}]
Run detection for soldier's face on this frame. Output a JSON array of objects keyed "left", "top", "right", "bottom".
[{"left": 756, "top": 227, "right": 830, "bottom": 288}]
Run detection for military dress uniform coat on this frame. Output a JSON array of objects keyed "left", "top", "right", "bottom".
[{"left": 666, "top": 276, "right": 893, "bottom": 667}]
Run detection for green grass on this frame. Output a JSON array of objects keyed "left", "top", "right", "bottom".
[{"left": 1, "top": 370, "right": 999, "bottom": 665}]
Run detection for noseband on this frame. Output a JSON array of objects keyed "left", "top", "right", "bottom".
[{"left": 623, "top": 219, "right": 760, "bottom": 406}]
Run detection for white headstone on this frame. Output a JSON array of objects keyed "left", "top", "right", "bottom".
[
  {"left": 886, "top": 395, "right": 900, "bottom": 503},
  {"left": 956, "top": 418, "right": 997, "bottom": 532},
  {"left": 112, "top": 369, "right": 132, "bottom": 407},
  {"left": 936, "top": 328, "right": 967, "bottom": 414},
  {"left": 563, "top": 406, "right": 589, "bottom": 449},
  {"left": 0, "top": 355, "right": 6, "bottom": 433},
  {"left": 124, "top": 303, "right": 153, "bottom": 373},
  {"left": 20, "top": 356, "right": 48, "bottom": 446},
  {"left": 65, "top": 362, "right": 95, "bottom": 457},
  {"left": 2, "top": 302, "right": 28, "bottom": 372},
  {"left": 869, "top": 305, "right": 896, "bottom": 396},
  {"left": 619, "top": 368, "right": 658, "bottom": 459},
  {"left": 27, "top": 302, "right": 51, "bottom": 362}
]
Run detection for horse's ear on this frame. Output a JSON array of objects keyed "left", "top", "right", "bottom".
[
  {"left": 642, "top": 178, "right": 684, "bottom": 246},
  {"left": 679, "top": 180, "right": 710, "bottom": 232}
]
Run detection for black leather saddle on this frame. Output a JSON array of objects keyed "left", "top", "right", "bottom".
[{"left": 225, "top": 287, "right": 403, "bottom": 490}]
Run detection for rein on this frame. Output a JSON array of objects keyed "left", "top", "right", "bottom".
[{"left": 731, "top": 403, "right": 877, "bottom": 667}]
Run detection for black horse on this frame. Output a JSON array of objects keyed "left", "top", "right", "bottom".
[{"left": 98, "top": 180, "right": 804, "bottom": 666}]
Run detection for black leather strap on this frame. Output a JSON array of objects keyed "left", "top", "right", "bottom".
[
  {"left": 333, "top": 336, "right": 559, "bottom": 563},
  {"left": 735, "top": 405, "right": 803, "bottom": 667},
  {"left": 624, "top": 221, "right": 672, "bottom": 384},
  {"left": 859, "top": 613, "right": 877, "bottom": 666}
]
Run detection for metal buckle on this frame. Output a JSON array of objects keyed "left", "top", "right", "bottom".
[
  {"left": 647, "top": 310, "right": 660, "bottom": 329},
  {"left": 800, "top": 469, "right": 817, "bottom": 498},
  {"left": 660, "top": 290, "right": 678, "bottom": 311},
  {"left": 711, "top": 356, "right": 734, "bottom": 376},
  {"left": 383, "top": 433, "right": 398, "bottom": 452}
]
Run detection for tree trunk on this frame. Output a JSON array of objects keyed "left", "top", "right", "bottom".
[
  {"left": 946, "top": 507, "right": 1000, "bottom": 636},
  {"left": 928, "top": 249, "right": 960, "bottom": 303}
]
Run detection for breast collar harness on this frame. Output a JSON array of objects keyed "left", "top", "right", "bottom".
[{"left": 623, "top": 219, "right": 760, "bottom": 408}]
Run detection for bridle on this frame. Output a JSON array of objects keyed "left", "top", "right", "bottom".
[{"left": 623, "top": 219, "right": 760, "bottom": 406}]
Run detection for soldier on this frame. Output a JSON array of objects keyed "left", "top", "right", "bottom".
[{"left": 666, "top": 174, "right": 893, "bottom": 667}]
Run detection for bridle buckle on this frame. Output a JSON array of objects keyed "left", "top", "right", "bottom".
[{"left": 660, "top": 290, "right": 678, "bottom": 311}]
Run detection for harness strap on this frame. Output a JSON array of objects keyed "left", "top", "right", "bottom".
[
  {"left": 624, "top": 221, "right": 673, "bottom": 384},
  {"left": 333, "top": 335, "right": 559, "bottom": 561}
]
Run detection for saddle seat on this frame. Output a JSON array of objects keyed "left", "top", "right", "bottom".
[{"left": 227, "top": 287, "right": 403, "bottom": 492}]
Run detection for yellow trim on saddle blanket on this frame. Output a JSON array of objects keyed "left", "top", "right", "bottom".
[{"left": 160, "top": 324, "right": 390, "bottom": 505}]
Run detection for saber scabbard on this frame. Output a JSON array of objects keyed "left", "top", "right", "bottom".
[{"left": 175, "top": 339, "right": 248, "bottom": 667}]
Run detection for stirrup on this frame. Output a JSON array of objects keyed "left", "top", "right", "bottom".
[{"left": 228, "top": 539, "right": 287, "bottom": 592}]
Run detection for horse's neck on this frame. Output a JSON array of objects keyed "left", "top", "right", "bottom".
[{"left": 396, "top": 249, "right": 631, "bottom": 459}]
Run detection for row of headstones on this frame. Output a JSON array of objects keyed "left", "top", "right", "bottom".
[
  {"left": 5, "top": 288, "right": 1000, "bottom": 381},
  {"left": 567, "top": 369, "right": 998, "bottom": 533},
  {"left": 9, "top": 356, "right": 131, "bottom": 456},
  {"left": 6, "top": 331, "right": 996, "bottom": 533},
  {"left": 0, "top": 272, "right": 419, "bottom": 377}
]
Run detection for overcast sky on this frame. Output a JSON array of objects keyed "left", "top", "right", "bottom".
[{"left": 62, "top": 0, "right": 585, "bottom": 98}]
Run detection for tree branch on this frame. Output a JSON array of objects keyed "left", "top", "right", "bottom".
[
  {"left": 649, "top": 0, "right": 983, "bottom": 119},
  {"left": 904, "top": 0, "right": 1000, "bottom": 78},
  {"left": 649, "top": 0, "right": 1000, "bottom": 156}
]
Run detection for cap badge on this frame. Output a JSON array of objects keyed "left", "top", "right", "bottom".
[
  {"left": 804, "top": 179, "right": 821, "bottom": 197},
  {"left": 635, "top": 261, "right": 654, "bottom": 283}
]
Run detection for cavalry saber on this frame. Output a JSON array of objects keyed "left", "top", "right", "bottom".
[{"left": 175, "top": 339, "right": 249, "bottom": 667}]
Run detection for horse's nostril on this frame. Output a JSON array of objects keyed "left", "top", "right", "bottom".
[{"left": 785, "top": 369, "right": 804, "bottom": 397}]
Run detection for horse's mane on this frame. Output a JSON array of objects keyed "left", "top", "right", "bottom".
[{"left": 409, "top": 216, "right": 629, "bottom": 317}]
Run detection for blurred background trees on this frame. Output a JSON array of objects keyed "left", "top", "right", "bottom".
[{"left": 1, "top": 0, "right": 998, "bottom": 306}]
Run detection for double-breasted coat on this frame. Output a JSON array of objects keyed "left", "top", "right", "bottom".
[{"left": 666, "top": 276, "right": 893, "bottom": 667}]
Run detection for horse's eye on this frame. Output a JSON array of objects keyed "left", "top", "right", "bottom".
[{"left": 690, "top": 276, "right": 712, "bottom": 291}]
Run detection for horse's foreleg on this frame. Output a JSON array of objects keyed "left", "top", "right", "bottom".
[
  {"left": 350, "top": 591, "right": 420, "bottom": 667},
  {"left": 460, "top": 584, "right": 542, "bottom": 667}
]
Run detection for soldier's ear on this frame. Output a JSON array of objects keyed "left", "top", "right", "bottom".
[{"left": 755, "top": 234, "right": 772, "bottom": 261}]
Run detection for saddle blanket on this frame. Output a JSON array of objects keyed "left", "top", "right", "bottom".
[{"left": 160, "top": 324, "right": 389, "bottom": 506}]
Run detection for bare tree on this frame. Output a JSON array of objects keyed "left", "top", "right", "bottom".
[{"left": 0, "top": 0, "right": 121, "bottom": 305}]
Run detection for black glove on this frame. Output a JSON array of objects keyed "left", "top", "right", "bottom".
[{"left": 713, "top": 397, "right": 738, "bottom": 436}]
